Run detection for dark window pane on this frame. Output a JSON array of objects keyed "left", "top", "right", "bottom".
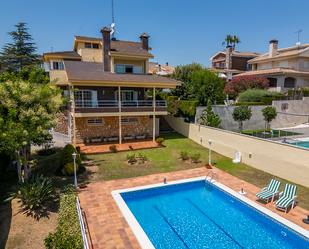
[
  {"left": 92, "top": 43, "right": 99, "bottom": 49},
  {"left": 85, "top": 42, "right": 92, "bottom": 48},
  {"left": 125, "top": 66, "right": 133, "bottom": 73},
  {"left": 284, "top": 77, "right": 295, "bottom": 88}
]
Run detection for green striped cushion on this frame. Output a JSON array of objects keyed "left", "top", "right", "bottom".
[
  {"left": 256, "top": 190, "right": 274, "bottom": 199},
  {"left": 268, "top": 179, "right": 280, "bottom": 193},
  {"left": 256, "top": 179, "right": 280, "bottom": 200},
  {"left": 276, "top": 196, "right": 294, "bottom": 208}
]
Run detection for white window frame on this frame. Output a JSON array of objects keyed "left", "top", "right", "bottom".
[
  {"left": 51, "top": 60, "right": 64, "bottom": 70},
  {"left": 75, "top": 90, "right": 97, "bottom": 107}
]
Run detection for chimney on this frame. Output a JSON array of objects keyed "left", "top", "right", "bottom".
[
  {"left": 101, "top": 27, "right": 111, "bottom": 72},
  {"left": 269, "top": 39, "right": 278, "bottom": 57},
  {"left": 225, "top": 45, "right": 233, "bottom": 70},
  {"left": 140, "top": 32, "right": 150, "bottom": 50}
]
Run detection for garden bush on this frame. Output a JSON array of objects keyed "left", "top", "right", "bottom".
[
  {"left": 12, "top": 174, "right": 53, "bottom": 211},
  {"left": 180, "top": 151, "right": 189, "bottom": 161},
  {"left": 60, "top": 144, "right": 81, "bottom": 166},
  {"left": 44, "top": 189, "right": 83, "bottom": 249},
  {"left": 155, "top": 137, "right": 164, "bottom": 144},
  {"left": 190, "top": 153, "right": 201, "bottom": 163},
  {"left": 235, "top": 101, "right": 265, "bottom": 106},
  {"left": 137, "top": 153, "right": 148, "bottom": 163},
  {"left": 238, "top": 89, "right": 283, "bottom": 103},
  {"left": 63, "top": 162, "right": 79, "bottom": 176},
  {"left": 126, "top": 153, "right": 137, "bottom": 164},
  {"left": 109, "top": 145, "right": 117, "bottom": 153},
  {"left": 224, "top": 76, "right": 269, "bottom": 97},
  {"left": 178, "top": 100, "right": 199, "bottom": 118}
]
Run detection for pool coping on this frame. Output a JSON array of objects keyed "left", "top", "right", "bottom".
[{"left": 112, "top": 176, "right": 309, "bottom": 249}]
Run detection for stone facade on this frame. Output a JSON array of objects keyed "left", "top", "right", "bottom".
[
  {"left": 75, "top": 115, "right": 153, "bottom": 143},
  {"left": 54, "top": 111, "right": 69, "bottom": 135}
]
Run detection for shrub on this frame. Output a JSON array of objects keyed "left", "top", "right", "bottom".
[
  {"left": 190, "top": 153, "right": 201, "bottom": 163},
  {"left": 13, "top": 174, "right": 53, "bottom": 211},
  {"left": 63, "top": 162, "right": 79, "bottom": 176},
  {"left": 138, "top": 153, "right": 148, "bottom": 163},
  {"left": 235, "top": 101, "right": 265, "bottom": 106},
  {"left": 126, "top": 153, "right": 137, "bottom": 164},
  {"left": 198, "top": 100, "right": 221, "bottom": 127},
  {"left": 224, "top": 76, "right": 269, "bottom": 98},
  {"left": 180, "top": 151, "right": 189, "bottom": 160},
  {"left": 238, "top": 89, "right": 284, "bottom": 103},
  {"left": 232, "top": 106, "right": 252, "bottom": 131},
  {"left": 155, "top": 137, "right": 164, "bottom": 144},
  {"left": 37, "top": 147, "right": 57, "bottom": 156},
  {"left": 109, "top": 145, "right": 117, "bottom": 153},
  {"left": 262, "top": 106, "right": 277, "bottom": 130},
  {"left": 178, "top": 100, "right": 199, "bottom": 118},
  {"left": 45, "top": 190, "right": 83, "bottom": 249},
  {"left": 61, "top": 144, "right": 81, "bottom": 166}
]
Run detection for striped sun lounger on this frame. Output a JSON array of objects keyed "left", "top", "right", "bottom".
[
  {"left": 276, "top": 184, "right": 297, "bottom": 213},
  {"left": 256, "top": 179, "right": 281, "bottom": 203}
]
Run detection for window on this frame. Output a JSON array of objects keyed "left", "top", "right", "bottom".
[
  {"left": 115, "top": 64, "right": 143, "bottom": 74},
  {"left": 74, "top": 90, "right": 97, "bottom": 107},
  {"left": 121, "top": 90, "right": 137, "bottom": 101},
  {"left": 84, "top": 42, "right": 99, "bottom": 49},
  {"left": 87, "top": 118, "right": 103, "bottom": 125},
  {"left": 52, "top": 61, "right": 64, "bottom": 70},
  {"left": 121, "top": 117, "right": 138, "bottom": 124},
  {"left": 284, "top": 77, "right": 296, "bottom": 88}
]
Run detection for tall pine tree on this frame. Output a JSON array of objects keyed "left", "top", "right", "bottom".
[{"left": 0, "top": 22, "right": 38, "bottom": 72}]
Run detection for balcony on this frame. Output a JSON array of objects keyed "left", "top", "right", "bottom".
[{"left": 74, "top": 100, "right": 167, "bottom": 114}]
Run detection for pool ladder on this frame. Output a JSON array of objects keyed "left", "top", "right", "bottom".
[{"left": 205, "top": 171, "right": 218, "bottom": 184}]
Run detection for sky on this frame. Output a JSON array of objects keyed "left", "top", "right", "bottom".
[{"left": 1, "top": 0, "right": 309, "bottom": 67}]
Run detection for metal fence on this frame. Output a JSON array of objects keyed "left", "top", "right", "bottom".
[{"left": 76, "top": 197, "right": 91, "bottom": 249}]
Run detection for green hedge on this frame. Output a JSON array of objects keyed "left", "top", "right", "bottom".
[
  {"left": 235, "top": 102, "right": 267, "bottom": 106},
  {"left": 238, "top": 89, "right": 284, "bottom": 104},
  {"left": 45, "top": 189, "right": 83, "bottom": 249},
  {"left": 166, "top": 96, "right": 198, "bottom": 118}
]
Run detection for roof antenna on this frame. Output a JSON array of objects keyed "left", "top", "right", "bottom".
[
  {"left": 111, "top": 0, "right": 116, "bottom": 40},
  {"left": 295, "top": 29, "right": 302, "bottom": 46}
]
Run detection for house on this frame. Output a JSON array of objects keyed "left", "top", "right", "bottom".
[
  {"left": 210, "top": 46, "right": 259, "bottom": 80},
  {"left": 43, "top": 27, "right": 180, "bottom": 145},
  {"left": 237, "top": 40, "right": 309, "bottom": 92},
  {"left": 148, "top": 62, "right": 175, "bottom": 76}
]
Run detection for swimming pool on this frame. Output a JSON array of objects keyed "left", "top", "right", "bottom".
[
  {"left": 112, "top": 177, "right": 309, "bottom": 249},
  {"left": 287, "top": 140, "right": 309, "bottom": 149}
]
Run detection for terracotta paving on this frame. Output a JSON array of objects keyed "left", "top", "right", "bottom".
[
  {"left": 78, "top": 167, "right": 309, "bottom": 249},
  {"left": 78, "top": 140, "right": 160, "bottom": 154}
]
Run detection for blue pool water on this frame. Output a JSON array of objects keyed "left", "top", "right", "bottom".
[
  {"left": 288, "top": 141, "right": 309, "bottom": 149},
  {"left": 121, "top": 181, "right": 309, "bottom": 249}
]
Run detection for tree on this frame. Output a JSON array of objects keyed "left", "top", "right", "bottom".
[
  {"left": 224, "top": 76, "right": 269, "bottom": 98},
  {"left": 190, "top": 69, "right": 225, "bottom": 105},
  {"left": 198, "top": 100, "right": 221, "bottom": 128},
  {"left": 0, "top": 22, "right": 38, "bottom": 72},
  {"left": 232, "top": 106, "right": 252, "bottom": 131},
  {"left": 262, "top": 106, "right": 277, "bottom": 131},
  {"left": 171, "top": 63, "right": 204, "bottom": 100},
  {"left": 0, "top": 80, "right": 62, "bottom": 181},
  {"left": 222, "top": 34, "right": 240, "bottom": 50},
  {"left": 0, "top": 66, "right": 49, "bottom": 84}
]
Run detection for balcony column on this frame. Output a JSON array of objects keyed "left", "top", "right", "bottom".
[
  {"left": 71, "top": 85, "right": 76, "bottom": 146},
  {"left": 118, "top": 86, "right": 122, "bottom": 144},
  {"left": 152, "top": 87, "right": 156, "bottom": 142}
]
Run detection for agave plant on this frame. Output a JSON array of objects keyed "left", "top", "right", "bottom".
[{"left": 15, "top": 174, "right": 54, "bottom": 211}]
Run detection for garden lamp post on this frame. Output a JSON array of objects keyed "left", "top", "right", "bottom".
[
  {"left": 72, "top": 152, "right": 77, "bottom": 188},
  {"left": 208, "top": 139, "right": 212, "bottom": 165}
]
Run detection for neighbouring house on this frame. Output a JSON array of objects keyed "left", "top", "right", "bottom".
[
  {"left": 148, "top": 62, "right": 175, "bottom": 76},
  {"left": 237, "top": 40, "right": 309, "bottom": 92},
  {"left": 43, "top": 27, "right": 180, "bottom": 145},
  {"left": 210, "top": 46, "right": 259, "bottom": 80}
]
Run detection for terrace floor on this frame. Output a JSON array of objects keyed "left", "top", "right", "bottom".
[
  {"left": 78, "top": 140, "right": 160, "bottom": 154},
  {"left": 78, "top": 167, "right": 309, "bottom": 249}
]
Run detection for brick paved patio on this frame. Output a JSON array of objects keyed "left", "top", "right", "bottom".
[{"left": 78, "top": 167, "right": 309, "bottom": 249}]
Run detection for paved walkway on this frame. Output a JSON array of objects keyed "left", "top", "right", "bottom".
[
  {"left": 78, "top": 167, "right": 309, "bottom": 249},
  {"left": 78, "top": 140, "right": 160, "bottom": 154}
]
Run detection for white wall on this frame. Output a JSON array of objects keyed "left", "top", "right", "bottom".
[{"left": 165, "top": 116, "right": 309, "bottom": 187}]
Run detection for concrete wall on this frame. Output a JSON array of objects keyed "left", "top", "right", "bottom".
[
  {"left": 272, "top": 97, "right": 309, "bottom": 128},
  {"left": 196, "top": 105, "right": 268, "bottom": 131},
  {"left": 165, "top": 116, "right": 309, "bottom": 187}
]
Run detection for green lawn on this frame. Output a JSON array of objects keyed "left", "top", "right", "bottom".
[{"left": 86, "top": 133, "right": 309, "bottom": 210}]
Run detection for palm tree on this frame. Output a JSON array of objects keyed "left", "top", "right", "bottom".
[
  {"left": 231, "top": 35, "right": 240, "bottom": 50},
  {"left": 222, "top": 34, "right": 233, "bottom": 47},
  {"left": 222, "top": 35, "right": 241, "bottom": 50}
]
